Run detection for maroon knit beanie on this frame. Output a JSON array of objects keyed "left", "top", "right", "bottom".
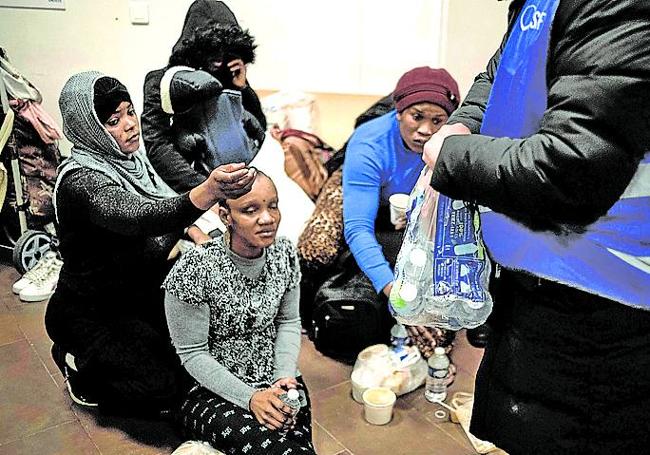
[{"left": 392, "top": 67, "right": 460, "bottom": 115}]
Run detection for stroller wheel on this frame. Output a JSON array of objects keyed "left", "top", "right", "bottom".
[{"left": 13, "top": 230, "right": 53, "bottom": 274}]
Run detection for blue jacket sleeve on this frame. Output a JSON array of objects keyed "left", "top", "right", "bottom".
[{"left": 343, "top": 140, "right": 394, "bottom": 293}]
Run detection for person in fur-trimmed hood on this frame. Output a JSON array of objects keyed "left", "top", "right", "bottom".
[{"left": 142, "top": 0, "right": 266, "bottom": 196}]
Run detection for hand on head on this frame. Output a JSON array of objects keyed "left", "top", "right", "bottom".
[
  {"left": 189, "top": 163, "right": 256, "bottom": 210},
  {"left": 209, "top": 162, "right": 257, "bottom": 199}
]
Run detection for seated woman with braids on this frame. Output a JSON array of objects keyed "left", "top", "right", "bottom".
[{"left": 163, "top": 171, "right": 315, "bottom": 454}]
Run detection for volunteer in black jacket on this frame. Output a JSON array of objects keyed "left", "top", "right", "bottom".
[
  {"left": 423, "top": 1, "right": 650, "bottom": 454},
  {"left": 141, "top": 0, "right": 266, "bottom": 195}
]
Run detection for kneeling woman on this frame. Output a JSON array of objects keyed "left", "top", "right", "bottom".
[
  {"left": 164, "top": 171, "right": 315, "bottom": 454},
  {"left": 46, "top": 71, "right": 255, "bottom": 415}
]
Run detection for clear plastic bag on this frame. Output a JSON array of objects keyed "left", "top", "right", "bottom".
[
  {"left": 389, "top": 167, "right": 493, "bottom": 330},
  {"left": 350, "top": 344, "right": 427, "bottom": 402}
]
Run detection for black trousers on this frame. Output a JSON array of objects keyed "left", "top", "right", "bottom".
[
  {"left": 45, "top": 290, "right": 188, "bottom": 416},
  {"left": 471, "top": 269, "right": 650, "bottom": 454},
  {"left": 177, "top": 377, "right": 315, "bottom": 455}
]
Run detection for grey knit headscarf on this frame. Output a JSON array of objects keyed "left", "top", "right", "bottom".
[{"left": 54, "top": 71, "right": 176, "bottom": 218}]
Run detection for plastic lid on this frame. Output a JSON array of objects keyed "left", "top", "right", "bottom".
[
  {"left": 465, "top": 299, "right": 485, "bottom": 310},
  {"left": 408, "top": 248, "right": 427, "bottom": 267},
  {"left": 398, "top": 282, "right": 418, "bottom": 302},
  {"left": 287, "top": 389, "right": 299, "bottom": 400},
  {"left": 434, "top": 347, "right": 445, "bottom": 356},
  {"left": 391, "top": 323, "right": 408, "bottom": 338}
]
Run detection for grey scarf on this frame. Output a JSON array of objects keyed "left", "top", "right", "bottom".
[{"left": 54, "top": 71, "right": 176, "bottom": 220}]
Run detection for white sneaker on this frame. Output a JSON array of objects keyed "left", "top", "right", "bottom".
[
  {"left": 171, "top": 441, "right": 225, "bottom": 455},
  {"left": 12, "top": 251, "right": 59, "bottom": 294},
  {"left": 18, "top": 255, "right": 63, "bottom": 302}
]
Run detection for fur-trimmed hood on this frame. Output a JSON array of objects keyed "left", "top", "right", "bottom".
[{"left": 171, "top": 0, "right": 238, "bottom": 56}]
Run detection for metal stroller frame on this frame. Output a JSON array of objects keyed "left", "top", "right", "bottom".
[{"left": 0, "top": 68, "right": 56, "bottom": 274}]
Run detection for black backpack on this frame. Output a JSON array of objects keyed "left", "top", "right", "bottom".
[
  {"left": 305, "top": 94, "right": 398, "bottom": 363},
  {"left": 310, "top": 252, "right": 394, "bottom": 364}
]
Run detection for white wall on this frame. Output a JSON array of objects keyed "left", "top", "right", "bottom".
[
  {"left": 0, "top": 0, "right": 509, "bottom": 152},
  {"left": 440, "top": 0, "right": 510, "bottom": 97},
  {"left": 234, "top": 0, "right": 444, "bottom": 95},
  {"left": 0, "top": 0, "right": 196, "bottom": 153}
]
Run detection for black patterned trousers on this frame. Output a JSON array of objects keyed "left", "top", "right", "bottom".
[{"left": 177, "top": 377, "right": 316, "bottom": 455}]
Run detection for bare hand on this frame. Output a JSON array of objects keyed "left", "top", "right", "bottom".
[
  {"left": 406, "top": 325, "right": 436, "bottom": 344},
  {"left": 187, "top": 225, "right": 211, "bottom": 245},
  {"left": 393, "top": 215, "right": 407, "bottom": 231},
  {"left": 272, "top": 377, "right": 299, "bottom": 390},
  {"left": 422, "top": 123, "right": 471, "bottom": 169},
  {"left": 270, "top": 124, "right": 283, "bottom": 141},
  {"left": 190, "top": 163, "right": 256, "bottom": 210},
  {"left": 208, "top": 163, "right": 256, "bottom": 200},
  {"left": 249, "top": 388, "right": 292, "bottom": 431},
  {"left": 382, "top": 282, "right": 393, "bottom": 299},
  {"left": 227, "top": 59, "right": 247, "bottom": 89}
]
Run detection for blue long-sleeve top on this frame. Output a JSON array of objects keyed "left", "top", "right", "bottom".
[{"left": 343, "top": 111, "right": 425, "bottom": 293}]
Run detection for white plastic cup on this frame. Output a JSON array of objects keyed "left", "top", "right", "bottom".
[
  {"left": 362, "top": 387, "right": 397, "bottom": 425},
  {"left": 351, "top": 370, "right": 367, "bottom": 403},
  {"left": 388, "top": 193, "right": 409, "bottom": 225}
]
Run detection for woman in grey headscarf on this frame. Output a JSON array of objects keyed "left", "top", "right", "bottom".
[{"left": 44, "top": 71, "right": 255, "bottom": 416}]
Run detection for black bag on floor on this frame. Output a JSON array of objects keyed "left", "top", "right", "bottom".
[{"left": 310, "top": 252, "right": 394, "bottom": 364}]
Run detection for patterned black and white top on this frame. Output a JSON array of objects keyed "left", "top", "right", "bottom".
[{"left": 164, "top": 235, "right": 301, "bottom": 404}]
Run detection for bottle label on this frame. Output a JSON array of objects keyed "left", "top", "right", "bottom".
[
  {"left": 391, "top": 337, "right": 407, "bottom": 348},
  {"left": 433, "top": 197, "right": 488, "bottom": 304},
  {"left": 428, "top": 366, "right": 448, "bottom": 379}
]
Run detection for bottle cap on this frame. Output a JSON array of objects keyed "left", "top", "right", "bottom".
[
  {"left": 399, "top": 282, "right": 418, "bottom": 302},
  {"left": 434, "top": 347, "right": 445, "bottom": 356},
  {"left": 287, "top": 389, "right": 299, "bottom": 400},
  {"left": 464, "top": 299, "right": 485, "bottom": 310},
  {"left": 391, "top": 323, "right": 408, "bottom": 338},
  {"left": 409, "top": 248, "right": 428, "bottom": 267}
]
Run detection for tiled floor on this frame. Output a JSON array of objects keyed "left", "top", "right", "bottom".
[{"left": 0, "top": 259, "right": 488, "bottom": 455}]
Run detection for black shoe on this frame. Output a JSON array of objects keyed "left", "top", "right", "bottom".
[
  {"left": 466, "top": 323, "right": 491, "bottom": 348},
  {"left": 51, "top": 343, "right": 67, "bottom": 376},
  {"left": 51, "top": 344, "right": 99, "bottom": 408},
  {"left": 65, "top": 370, "right": 100, "bottom": 408}
]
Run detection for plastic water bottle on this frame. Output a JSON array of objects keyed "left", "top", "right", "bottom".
[
  {"left": 390, "top": 323, "right": 409, "bottom": 350},
  {"left": 279, "top": 389, "right": 303, "bottom": 435},
  {"left": 391, "top": 245, "right": 432, "bottom": 320},
  {"left": 456, "top": 297, "right": 492, "bottom": 329},
  {"left": 425, "top": 347, "right": 450, "bottom": 402},
  {"left": 403, "top": 246, "right": 430, "bottom": 283},
  {"left": 391, "top": 279, "right": 423, "bottom": 322}
]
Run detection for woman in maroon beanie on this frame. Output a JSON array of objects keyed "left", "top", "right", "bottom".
[{"left": 342, "top": 66, "right": 461, "bottom": 356}]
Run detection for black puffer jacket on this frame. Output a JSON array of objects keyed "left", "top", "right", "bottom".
[
  {"left": 433, "top": 1, "right": 650, "bottom": 454},
  {"left": 141, "top": 0, "right": 266, "bottom": 193},
  {"left": 436, "top": 0, "right": 650, "bottom": 229}
]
